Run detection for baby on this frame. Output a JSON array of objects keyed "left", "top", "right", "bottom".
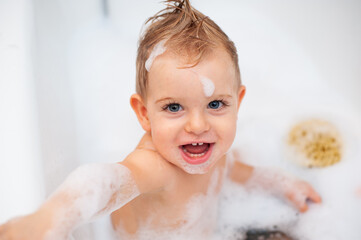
[{"left": 0, "top": 0, "right": 321, "bottom": 239}]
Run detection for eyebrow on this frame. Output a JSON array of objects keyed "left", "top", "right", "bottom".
[
  {"left": 155, "top": 97, "right": 176, "bottom": 104},
  {"left": 214, "top": 94, "right": 233, "bottom": 99},
  {"left": 155, "top": 94, "right": 233, "bottom": 104}
]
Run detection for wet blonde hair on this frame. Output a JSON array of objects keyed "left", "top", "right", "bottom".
[{"left": 136, "top": 0, "right": 241, "bottom": 98}]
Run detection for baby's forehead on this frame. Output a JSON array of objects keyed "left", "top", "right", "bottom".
[
  {"left": 147, "top": 50, "right": 239, "bottom": 98},
  {"left": 163, "top": 46, "right": 231, "bottom": 65},
  {"left": 153, "top": 48, "right": 236, "bottom": 76},
  {"left": 160, "top": 51, "right": 237, "bottom": 79}
]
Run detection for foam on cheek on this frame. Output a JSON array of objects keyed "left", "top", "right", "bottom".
[
  {"left": 43, "top": 163, "right": 140, "bottom": 240},
  {"left": 145, "top": 40, "right": 166, "bottom": 72},
  {"left": 199, "top": 75, "right": 215, "bottom": 97}
]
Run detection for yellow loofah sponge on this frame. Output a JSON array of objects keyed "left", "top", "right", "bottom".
[{"left": 287, "top": 119, "right": 342, "bottom": 168}]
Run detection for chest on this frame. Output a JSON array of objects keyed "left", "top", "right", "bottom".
[{"left": 111, "top": 169, "right": 224, "bottom": 238}]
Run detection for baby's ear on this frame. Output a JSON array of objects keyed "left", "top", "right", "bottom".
[
  {"left": 130, "top": 94, "right": 151, "bottom": 132},
  {"left": 237, "top": 85, "right": 246, "bottom": 111}
]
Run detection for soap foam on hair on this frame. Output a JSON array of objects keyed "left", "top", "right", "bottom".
[{"left": 145, "top": 40, "right": 167, "bottom": 72}]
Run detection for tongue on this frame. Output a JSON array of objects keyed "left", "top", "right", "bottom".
[{"left": 183, "top": 144, "right": 209, "bottom": 154}]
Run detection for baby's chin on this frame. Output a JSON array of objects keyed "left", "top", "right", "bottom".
[
  {"left": 178, "top": 156, "right": 219, "bottom": 175},
  {"left": 159, "top": 147, "right": 221, "bottom": 175},
  {"left": 182, "top": 164, "right": 210, "bottom": 175}
]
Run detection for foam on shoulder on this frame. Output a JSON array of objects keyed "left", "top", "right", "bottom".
[{"left": 43, "top": 163, "right": 139, "bottom": 240}]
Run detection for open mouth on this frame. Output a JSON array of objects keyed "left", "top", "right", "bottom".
[{"left": 179, "top": 142, "right": 214, "bottom": 165}]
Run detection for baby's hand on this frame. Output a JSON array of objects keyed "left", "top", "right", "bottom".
[
  {"left": 283, "top": 178, "right": 322, "bottom": 212},
  {"left": 246, "top": 167, "right": 322, "bottom": 212}
]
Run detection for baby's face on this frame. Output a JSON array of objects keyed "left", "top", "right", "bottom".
[{"left": 144, "top": 49, "right": 245, "bottom": 174}]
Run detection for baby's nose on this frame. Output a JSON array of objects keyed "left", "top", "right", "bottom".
[{"left": 184, "top": 111, "right": 210, "bottom": 135}]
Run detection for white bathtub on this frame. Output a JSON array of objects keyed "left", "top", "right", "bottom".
[
  {"left": 0, "top": 0, "right": 45, "bottom": 223},
  {"left": 1, "top": 0, "right": 360, "bottom": 239}
]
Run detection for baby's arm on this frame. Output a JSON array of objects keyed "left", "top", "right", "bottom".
[
  {"left": 229, "top": 150, "right": 321, "bottom": 212},
  {"left": 0, "top": 135, "right": 171, "bottom": 240},
  {"left": 0, "top": 163, "right": 140, "bottom": 240}
]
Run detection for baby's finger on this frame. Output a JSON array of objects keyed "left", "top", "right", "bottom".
[
  {"left": 286, "top": 191, "right": 308, "bottom": 212},
  {"left": 305, "top": 185, "right": 322, "bottom": 203},
  {"left": 298, "top": 201, "right": 309, "bottom": 213},
  {"left": 308, "top": 191, "right": 322, "bottom": 203},
  {"left": 294, "top": 183, "right": 321, "bottom": 212}
]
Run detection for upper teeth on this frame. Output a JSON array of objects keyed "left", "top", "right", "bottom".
[{"left": 191, "top": 143, "right": 204, "bottom": 146}]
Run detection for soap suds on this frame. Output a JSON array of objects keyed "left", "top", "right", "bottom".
[
  {"left": 229, "top": 110, "right": 361, "bottom": 240},
  {"left": 199, "top": 75, "right": 215, "bottom": 97},
  {"left": 190, "top": 70, "right": 215, "bottom": 97},
  {"left": 180, "top": 159, "right": 213, "bottom": 175},
  {"left": 114, "top": 169, "right": 222, "bottom": 240},
  {"left": 145, "top": 40, "right": 167, "bottom": 72},
  {"left": 246, "top": 167, "right": 309, "bottom": 207},
  {"left": 43, "top": 163, "right": 139, "bottom": 240}
]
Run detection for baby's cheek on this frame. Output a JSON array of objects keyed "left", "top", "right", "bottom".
[
  {"left": 151, "top": 116, "right": 174, "bottom": 132},
  {"left": 225, "top": 126, "right": 237, "bottom": 149},
  {"left": 212, "top": 116, "right": 237, "bottom": 151},
  {"left": 222, "top": 116, "right": 237, "bottom": 137},
  {"left": 150, "top": 118, "right": 182, "bottom": 147}
]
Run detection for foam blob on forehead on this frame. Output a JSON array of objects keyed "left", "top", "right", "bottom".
[
  {"left": 190, "top": 70, "right": 215, "bottom": 97},
  {"left": 145, "top": 40, "right": 167, "bottom": 72},
  {"left": 199, "top": 75, "right": 215, "bottom": 97}
]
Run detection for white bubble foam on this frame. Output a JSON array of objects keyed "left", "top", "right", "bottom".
[
  {"left": 199, "top": 75, "right": 215, "bottom": 97},
  {"left": 246, "top": 167, "right": 308, "bottom": 205},
  {"left": 190, "top": 70, "right": 215, "bottom": 97},
  {"left": 229, "top": 108, "right": 361, "bottom": 239},
  {"left": 180, "top": 158, "right": 213, "bottom": 174},
  {"left": 43, "top": 163, "right": 139, "bottom": 239},
  {"left": 145, "top": 40, "right": 167, "bottom": 72},
  {"left": 113, "top": 168, "right": 223, "bottom": 240},
  {"left": 218, "top": 179, "right": 299, "bottom": 239}
]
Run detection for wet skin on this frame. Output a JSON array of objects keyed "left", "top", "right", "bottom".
[{"left": 112, "top": 48, "right": 244, "bottom": 236}]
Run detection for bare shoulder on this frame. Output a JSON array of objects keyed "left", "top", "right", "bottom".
[
  {"left": 120, "top": 145, "right": 176, "bottom": 194},
  {"left": 228, "top": 149, "right": 254, "bottom": 184}
]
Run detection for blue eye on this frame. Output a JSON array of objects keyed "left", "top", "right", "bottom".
[
  {"left": 167, "top": 103, "right": 182, "bottom": 112},
  {"left": 208, "top": 100, "right": 223, "bottom": 109}
]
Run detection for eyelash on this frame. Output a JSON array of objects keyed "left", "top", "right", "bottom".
[
  {"left": 161, "top": 101, "right": 179, "bottom": 111},
  {"left": 161, "top": 99, "right": 229, "bottom": 112},
  {"left": 210, "top": 99, "right": 229, "bottom": 110}
]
